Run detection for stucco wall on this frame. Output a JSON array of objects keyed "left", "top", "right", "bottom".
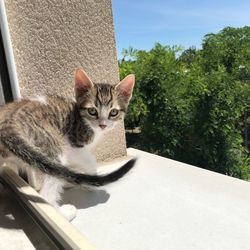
[{"left": 4, "top": 0, "right": 127, "bottom": 160}]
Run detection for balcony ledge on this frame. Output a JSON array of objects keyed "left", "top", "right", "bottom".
[
  {"left": 67, "top": 148, "right": 250, "bottom": 250},
  {"left": 1, "top": 148, "right": 250, "bottom": 249}
]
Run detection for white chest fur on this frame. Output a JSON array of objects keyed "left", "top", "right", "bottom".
[
  {"left": 85, "top": 128, "right": 103, "bottom": 151},
  {"left": 58, "top": 130, "right": 103, "bottom": 175},
  {"left": 59, "top": 145, "right": 97, "bottom": 174}
]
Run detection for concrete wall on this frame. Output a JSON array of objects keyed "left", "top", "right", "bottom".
[{"left": 4, "top": 0, "right": 127, "bottom": 160}]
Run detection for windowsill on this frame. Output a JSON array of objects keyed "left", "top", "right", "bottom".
[
  {"left": 70, "top": 148, "right": 250, "bottom": 250},
  {"left": 1, "top": 148, "right": 250, "bottom": 249}
]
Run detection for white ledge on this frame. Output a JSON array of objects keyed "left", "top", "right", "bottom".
[
  {"left": 66, "top": 148, "right": 250, "bottom": 250},
  {"left": 1, "top": 148, "right": 250, "bottom": 249}
]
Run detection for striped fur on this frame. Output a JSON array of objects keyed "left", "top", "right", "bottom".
[{"left": 0, "top": 70, "right": 136, "bottom": 187}]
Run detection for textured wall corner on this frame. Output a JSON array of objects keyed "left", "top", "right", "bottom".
[{"left": 4, "top": 0, "right": 127, "bottom": 161}]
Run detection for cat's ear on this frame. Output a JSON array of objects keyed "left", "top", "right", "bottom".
[
  {"left": 115, "top": 74, "right": 135, "bottom": 102},
  {"left": 75, "top": 69, "right": 94, "bottom": 97}
]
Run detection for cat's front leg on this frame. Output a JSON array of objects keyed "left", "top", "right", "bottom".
[
  {"left": 39, "top": 175, "right": 77, "bottom": 221},
  {"left": 60, "top": 146, "right": 98, "bottom": 175},
  {"left": 79, "top": 150, "right": 97, "bottom": 175}
]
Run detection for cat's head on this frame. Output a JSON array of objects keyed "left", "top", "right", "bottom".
[{"left": 74, "top": 69, "right": 135, "bottom": 132}]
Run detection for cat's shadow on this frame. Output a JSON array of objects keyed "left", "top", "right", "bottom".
[{"left": 62, "top": 187, "right": 110, "bottom": 209}]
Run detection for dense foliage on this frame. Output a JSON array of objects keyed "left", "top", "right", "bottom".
[{"left": 119, "top": 27, "right": 250, "bottom": 180}]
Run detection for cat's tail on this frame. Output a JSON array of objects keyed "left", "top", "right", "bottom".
[{"left": 0, "top": 131, "right": 136, "bottom": 186}]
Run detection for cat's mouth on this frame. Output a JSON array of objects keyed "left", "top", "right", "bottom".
[{"left": 99, "top": 124, "right": 107, "bottom": 130}]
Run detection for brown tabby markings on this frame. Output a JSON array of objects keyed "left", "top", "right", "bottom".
[{"left": 0, "top": 69, "right": 136, "bottom": 186}]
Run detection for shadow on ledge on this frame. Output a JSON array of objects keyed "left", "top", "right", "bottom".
[{"left": 62, "top": 187, "right": 110, "bottom": 209}]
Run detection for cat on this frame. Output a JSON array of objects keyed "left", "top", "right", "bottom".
[{"left": 0, "top": 69, "right": 136, "bottom": 221}]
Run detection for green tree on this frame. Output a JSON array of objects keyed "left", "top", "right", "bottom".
[{"left": 119, "top": 27, "right": 250, "bottom": 180}]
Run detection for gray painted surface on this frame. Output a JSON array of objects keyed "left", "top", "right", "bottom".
[{"left": 64, "top": 148, "right": 250, "bottom": 250}]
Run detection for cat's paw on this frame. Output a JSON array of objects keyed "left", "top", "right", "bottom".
[{"left": 59, "top": 204, "right": 77, "bottom": 221}]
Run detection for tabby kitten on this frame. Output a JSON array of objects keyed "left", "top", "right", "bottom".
[{"left": 0, "top": 69, "right": 136, "bottom": 220}]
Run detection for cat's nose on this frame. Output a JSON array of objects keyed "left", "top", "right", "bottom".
[{"left": 99, "top": 124, "right": 107, "bottom": 129}]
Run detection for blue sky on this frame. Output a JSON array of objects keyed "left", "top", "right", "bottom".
[{"left": 112, "top": 0, "right": 250, "bottom": 59}]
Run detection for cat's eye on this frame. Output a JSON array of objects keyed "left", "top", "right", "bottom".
[
  {"left": 87, "top": 107, "right": 98, "bottom": 116},
  {"left": 109, "top": 108, "right": 119, "bottom": 117}
]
